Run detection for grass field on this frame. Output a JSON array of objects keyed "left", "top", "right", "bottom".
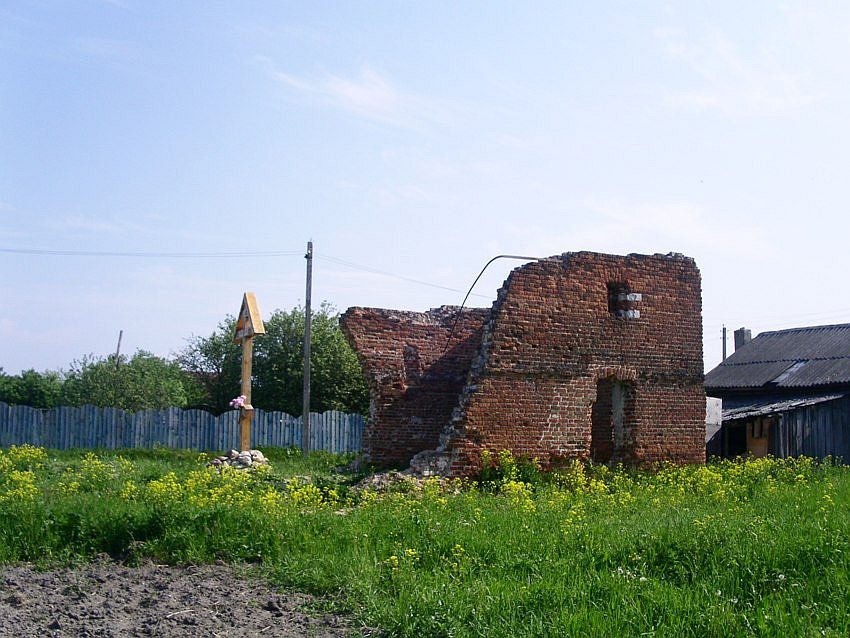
[{"left": 1, "top": 444, "right": 849, "bottom": 637}]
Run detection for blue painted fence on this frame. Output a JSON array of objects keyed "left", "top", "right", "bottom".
[{"left": 0, "top": 402, "right": 365, "bottom": 453}]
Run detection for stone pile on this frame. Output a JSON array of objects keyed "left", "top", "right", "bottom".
[
  {"left": 351, "top": 470, "right": 459, "bottom": 494},
  {"left": 209, "top": 449, "right": 269, "bottom": 470}
]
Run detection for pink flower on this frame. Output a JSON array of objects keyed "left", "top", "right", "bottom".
[{"left": 229, "top": 395, "right": 247, "bottom": 408}]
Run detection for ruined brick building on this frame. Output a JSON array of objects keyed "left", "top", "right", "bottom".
[{"left": 340, "top": 251, "right": 705, "bottom": 476}]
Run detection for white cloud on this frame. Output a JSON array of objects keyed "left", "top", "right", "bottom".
[
  {"left": 0, "top": 229, "right": 28, "bottom": 241},
  {"left": 503, "top": 199, "right": 767, "bottom": 261},
  {"left": 584, "top": 199, "right": 769, "bottom": 256},
  {"left": 371, "top": 183, "right": 429, "bottom": 209},
  {"left": 260, "top": 58, "right": 456, "bottom": 129},
  {"left": 657, "top": 28, "right": 822, "bottom": 116},
  {"left": 74, "top": 36, "right": 139, "bottom": 63},
  {"left": 47, "top": 215, "right": 147, "bottom": 234},
  {"left": 0, "top": 203, "right": 30, "bottom": 240},
  {"left": 584, "top": 199, "right": 709, "bottom": 241},
  {"left": 3, "top": 211, "right": 159, "bottom": 242},
  {"left": 96, "top": 0, "right": 132, "bottom": 8},
  {"left": 0, "top": 318, "right": 17, "bottom": 340}
]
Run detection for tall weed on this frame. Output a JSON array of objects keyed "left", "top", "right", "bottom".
[{"left": 1, "top": 447, "right": 848, "bottom": 636}]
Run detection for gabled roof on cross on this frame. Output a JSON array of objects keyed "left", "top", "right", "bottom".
[{"left": 233, "top": 292, "right": 266, "bottom": 344}]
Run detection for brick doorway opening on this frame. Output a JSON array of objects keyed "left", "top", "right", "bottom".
[{"left": 590, "top": 378, "right": 635, "bottom": 463}]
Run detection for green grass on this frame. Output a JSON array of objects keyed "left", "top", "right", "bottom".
[{"left": 1, "top": 445, "right": 849, "bottom": 636}]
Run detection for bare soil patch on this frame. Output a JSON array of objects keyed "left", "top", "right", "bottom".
[{"left": 0, "top": 558, "right": 372, "bottom": 637}]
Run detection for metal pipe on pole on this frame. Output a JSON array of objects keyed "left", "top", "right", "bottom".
[{"left": 302, "top": 241, "right": 313, "bottom": 456}]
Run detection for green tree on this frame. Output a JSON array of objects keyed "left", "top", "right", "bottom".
[
  {"left": 60, "top": 350, "right": 203, "bottom": 412},
  {"left": 178, "top": 303, "right": 369, "bottom": 416},
  {"left": 0, "top": 368, "right": 63, "bottom": 408},
  {"left": 177, "top": 316, "right": 242, "bottom": 413}
]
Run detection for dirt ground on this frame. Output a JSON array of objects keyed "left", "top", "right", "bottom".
[{"left": 0, "top": 558, "right": 374, "bottom": 637}]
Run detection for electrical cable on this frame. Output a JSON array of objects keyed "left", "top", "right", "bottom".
[
  {"left": 2, "top": 245, "right": 506, "bottom": 300},
  {"left": 442, "top": 254, "right": 548, "bottom": 353},
  {"left": 705, "top": 308, "right": 850, "bottom": 337},
  {"left": 0, "top": 247, "right": 302, "bottom": 258},
  {"left": 316, "top": 253, "right": 492, "bottom": 298},
  {"left": 15, "top": 242, "right": 845, "bottom": 334}
]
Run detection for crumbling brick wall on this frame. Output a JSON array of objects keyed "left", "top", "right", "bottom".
[
  {"left": 342, "top": 251, "right": 705, "bottom": 476},
  {"left": 340, "top": 306, "right": 489, "bottom": 467}
]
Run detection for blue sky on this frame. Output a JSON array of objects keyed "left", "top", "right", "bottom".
[{"left": 2, "top": 1, "right": 850, "bottom": 375}]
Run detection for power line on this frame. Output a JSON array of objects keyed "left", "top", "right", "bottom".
[
  {"left": 0, "top": 247, "right": 303, "bottom": 258},
  {"left": 705, "top": 308, "right": 850, "bottom": 335},
  {"left": 443, "top": 254, "right": 545, "bottom": 352},
  {"left": 705, "top": 307, "right": 850, "bottom": 324},
  {"left": 316, "top": 254, "right": 493, "bottom": 299},
  {"left": 2, "top": 245, "right": 508, "bottom": 300}
]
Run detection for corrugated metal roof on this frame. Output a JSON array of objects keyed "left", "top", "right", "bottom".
[
  {"left": 722, "top": 393, "right": 846, "bottom": 421},
  {"left": 705, "top": 323, "right": 850, "bottom": 390},
  {"left": 706, "top": 360, "right": 795, "bottom": 388},
  {"left": 726, "top": 324, "right": 850, "bottom": 361}
]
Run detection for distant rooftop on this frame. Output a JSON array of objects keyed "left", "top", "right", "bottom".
[{"left": 705, "top": 323, "right": 850, "bottom": 390}]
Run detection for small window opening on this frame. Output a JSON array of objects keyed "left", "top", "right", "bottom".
[
  {"left": 607, "top": 283, "right": 642, "bottom": 319},
  {"left": 607, "top": 282, "right": 627, "bottom": 314}
]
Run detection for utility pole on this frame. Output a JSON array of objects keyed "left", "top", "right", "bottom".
[
  {"left": 722, "top": 325, "right": 727, "bottom": 361},
  {"left": 302, "top": 241, "right": 313, "bottom": 456},
  {"left": 114, "top": 330, "right": 123, "bottom": 370}
]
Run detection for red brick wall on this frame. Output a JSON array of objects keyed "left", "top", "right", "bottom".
[
  {"left": 444, "top": 252, "right": 704, "bottom": 475},
  {"left": 340, "top": 306, "right": 489, "bottom": 467},
  {"left": 342, "top": 251, "right": 705, "bottom": 476}
]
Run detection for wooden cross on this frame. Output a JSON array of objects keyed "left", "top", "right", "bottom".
[{"left": 232, "top": 292, "right": 265, "bottom": 451}]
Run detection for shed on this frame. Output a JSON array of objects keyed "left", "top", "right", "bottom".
[{"left": 705, "top": 324, "right": 850, "bottom": 461}]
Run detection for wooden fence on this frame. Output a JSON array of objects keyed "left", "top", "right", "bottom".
[{"left": 0, "top": 402, "right": 365, "bottom": 453}]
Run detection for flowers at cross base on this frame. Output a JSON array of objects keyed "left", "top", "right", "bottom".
[{"left": 229, "top": 395, "right": 247, "bottom": 409}]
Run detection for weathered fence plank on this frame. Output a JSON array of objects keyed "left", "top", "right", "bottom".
[{"left": 0, "top": 401, "right": 364, "bottom": 453}]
